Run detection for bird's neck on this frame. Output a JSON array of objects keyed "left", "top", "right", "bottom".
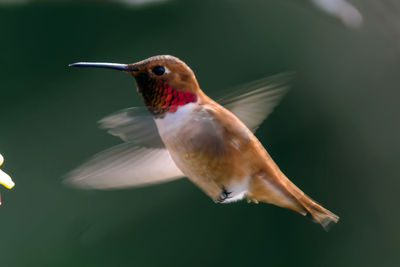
[{"left": 141, "top": 80, "right": 199, "bottom": 117}]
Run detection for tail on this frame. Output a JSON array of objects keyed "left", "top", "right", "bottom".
[
  {"left": 296, "top": 193, "right": 339, "bottom": 231},
  {"left": 283, "top": 179, "right": 339, "bottom": 231},
  {"left": 249, "top": 172, "right": 339, "bottom": 230}
]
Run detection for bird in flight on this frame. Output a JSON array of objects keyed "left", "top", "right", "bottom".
[{"left": 67, "top": 55, "right": 339, "bottom": 230}]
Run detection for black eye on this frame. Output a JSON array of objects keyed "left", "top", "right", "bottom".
[{"left": 152, "top": 65, "right": 165, "bottom": 76}]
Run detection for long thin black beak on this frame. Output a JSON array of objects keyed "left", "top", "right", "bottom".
[{"left": 69, "top": 62, "right": 138, "bottom": 72}]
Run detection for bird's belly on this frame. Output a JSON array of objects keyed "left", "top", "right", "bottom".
[
  {"left": 154, "top": 103, "right": 217, "bottom": 181},
  {"left": 155, "top": 102, "right": 252, "bottom": 201},
  {"left": 168, "top": 145, "right": 250, "bottom": 201},
  {"left": 170, "top": 146, "right": 225, "bottom": 182}
]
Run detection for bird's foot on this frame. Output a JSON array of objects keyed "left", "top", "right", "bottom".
[
  {"left": 215, "top": 186, "right": 233, "bottom": 203},
  {"left": 246, "top": 195, "right": 259, "bottom": 204}
]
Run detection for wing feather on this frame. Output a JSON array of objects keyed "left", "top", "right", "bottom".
[
  {"left": 99, "top": 107, "right": 164, "bottom": 148},
  {"left": 217, "top": 72, "right": 294, "bottom": 132},
  {"left": 65, "top": 143, "right": 184, "bottom": 189}
]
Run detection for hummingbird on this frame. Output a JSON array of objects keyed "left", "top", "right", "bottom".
[{"left": 67, "top": 55, "right": 339, "bottom": 230}]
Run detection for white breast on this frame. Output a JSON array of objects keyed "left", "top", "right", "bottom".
[{"left": 154, "top": 103, "right": 198, "bottom": 138}]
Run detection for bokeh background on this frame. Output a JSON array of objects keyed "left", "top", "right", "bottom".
[{"left": 1, "top": 0, "right": 399, "bottom": 266}]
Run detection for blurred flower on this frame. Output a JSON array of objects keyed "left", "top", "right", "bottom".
[
  {"left": 0, "top": 154, "right": 15, "bottom": 205},
  {"left": 311, "top": 0, "right": 363, "bottom": 28}
]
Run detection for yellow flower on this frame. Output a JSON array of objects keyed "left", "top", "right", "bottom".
[{"left": 0, "top": 154, "right": 15, "bottom": 189}]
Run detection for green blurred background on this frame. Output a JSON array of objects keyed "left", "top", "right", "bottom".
[{"left": 1, "top": 0, "right": 399, "bottom": 266}]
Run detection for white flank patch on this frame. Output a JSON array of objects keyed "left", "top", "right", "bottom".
[{"left": 222, "top": 179, "right": 250, "bottom": 203}]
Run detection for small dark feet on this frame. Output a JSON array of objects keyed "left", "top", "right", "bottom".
[{"left": 215, "top": 186, "right": 232, "bottom": 203}]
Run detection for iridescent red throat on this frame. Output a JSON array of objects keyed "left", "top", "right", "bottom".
[{"left": 141, "top": 80, "right": 197, "bottom": 116}]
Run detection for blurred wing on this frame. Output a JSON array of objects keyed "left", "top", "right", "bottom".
[
  {"left": 217, "top": 72, "right": 294, "bottom": 132},
  {"left": 65, "top": 143, "right": 184, "bottom": 189},
  {"left": 99, "top": 107, "right": 164, "bottom": 148}
]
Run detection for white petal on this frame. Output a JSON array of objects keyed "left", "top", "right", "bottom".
[{"left": 0, "top": 169, "right": 14, "bottom": 189}]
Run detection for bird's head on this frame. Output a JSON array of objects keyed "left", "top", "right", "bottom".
[{"left": 70, "top": 55, "right": 203, "bottom": 116}]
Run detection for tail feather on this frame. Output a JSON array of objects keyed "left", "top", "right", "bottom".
[
  {"left": 280, "top": 175, "right": 340, "bottom": 230},
  {"left": 273, "top": 174, "right": 339, "bottom": 230},
  {"left": 298, "top": 195, "right": 339, "bottom": 231},
  {"left": 249, "top": 172, "right": 339, "bottom": 230}
]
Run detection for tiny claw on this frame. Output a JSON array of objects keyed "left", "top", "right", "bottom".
[
  {"left": 246, "top": 195, "right": 259, "bottom": 204},
  {"left": 215, "top": 186, "right": 232, "bottom": 203}
]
